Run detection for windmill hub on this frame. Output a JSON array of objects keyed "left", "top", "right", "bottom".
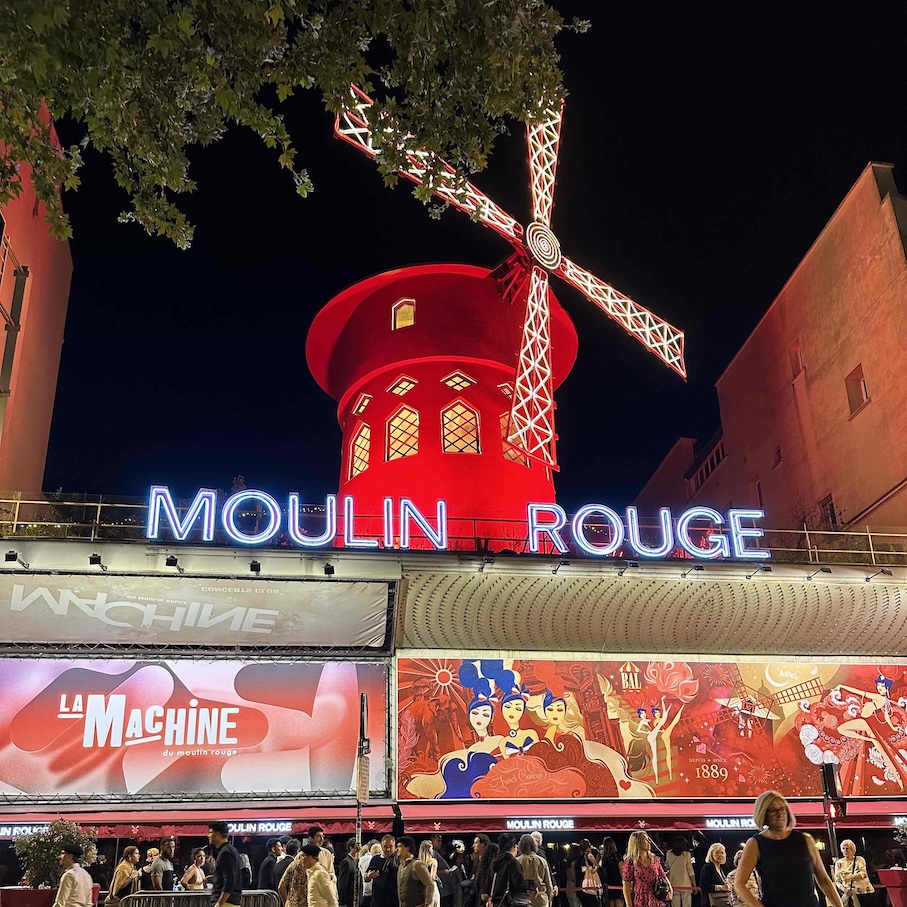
[{"left": 525, "top": 221, "right": 562, "bottom": 271}]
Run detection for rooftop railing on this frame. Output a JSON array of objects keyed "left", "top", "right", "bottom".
[{"left": 0, "top": 492, "right": 905, "bottom": 566}]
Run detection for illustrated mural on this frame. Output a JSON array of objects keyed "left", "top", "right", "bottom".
[{"left": 397, "top": 657, "right": 907, "bottom": 799}]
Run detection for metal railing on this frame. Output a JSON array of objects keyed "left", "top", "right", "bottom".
[
  {"left": 0, "top": 491, "right": 905, "bottom": 566},
  {"left": 120, "top": 890, "right": 281, "bottom": 907}
]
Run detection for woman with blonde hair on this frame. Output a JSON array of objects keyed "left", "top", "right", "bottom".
[
  {"left": 833, "top": 839, "right": 873, "bottom": 907},
  {"left": 419, "top": 840, "right": 441, "bottom": 907},
  {"left": 621, "top": 831, "right": 671, "bottom": 907},
  {"left": 734, "top": 790, "right": 842, "bottom": 907},
  {"left": 698, "top": 843, "right": 728, "bottom": 907},
  {"left": 106, "top": 846, "right": 141, "bottom": 906}
]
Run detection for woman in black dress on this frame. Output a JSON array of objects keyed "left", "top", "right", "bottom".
[{"left": 734, "top": 790, "right": 842, "bottom": 907}]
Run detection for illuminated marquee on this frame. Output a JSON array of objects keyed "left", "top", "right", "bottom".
[{"left": 146, "top": 486, "right": 768, "bottom": 559}]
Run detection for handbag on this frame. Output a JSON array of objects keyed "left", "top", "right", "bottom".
[
  {"left": 708, "top": 894, "right": 730, "bottom": 907},
  {"left": 653, "top": 876, "right": 671, "bottom": 902}
]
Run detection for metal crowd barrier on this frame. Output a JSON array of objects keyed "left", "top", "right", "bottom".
[{"left": 120, "top": 890, "right": 281, "bottom": 907}]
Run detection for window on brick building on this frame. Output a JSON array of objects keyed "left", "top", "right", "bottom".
[
  {"left": 818, "top": 493, "right": 837, "bottom": 528},
  {"left": 751, "top": 478, "right": 764, "bottom": 508},
  {"left": 789, "top": 341, "right": 804, "bottom": 378},
  {"left": 845, "top": 364, "right": 869, "bottom": 415},
  {"left": 773, "top": 444, "right": 783, "bottom": 468}
]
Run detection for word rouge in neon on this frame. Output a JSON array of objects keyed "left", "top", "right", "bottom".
[
  {"left": 59, "top": 693, "right": 239, "bottom": 748},
  {"left": 146, "top": 486, "right": 769, "bottom": 560}
]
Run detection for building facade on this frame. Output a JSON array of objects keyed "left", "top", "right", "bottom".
[
  {"left": 0, "top": 131, "right": 72, "bottom": 495},
  {"left": 637, "top": 163, "right": 907, "bottom": 532}
]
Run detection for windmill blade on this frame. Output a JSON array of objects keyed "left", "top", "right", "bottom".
[
  {"left": 556, "top": 256, "right": 687, "bottom": 378},
  {"left": 527, "top": 103, "right": 564, "bottom": 227},
  {"left": 506, "top": 266, "right": 558, "bottom": 468},
  {"left": 335, "top": 85, "right": 523, "bottom": 246}
]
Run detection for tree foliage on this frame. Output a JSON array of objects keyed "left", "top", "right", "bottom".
[
  {"left": 14, "top": 819, "right": 98, "bottom": 888},
  {"left": 0, "top": 0, "right": 582, "bottom": 248}
]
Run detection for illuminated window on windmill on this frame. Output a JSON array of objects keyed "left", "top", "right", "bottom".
[
  {"left": 498, "top": 382, "right": 514, "bottom": 398},
  {"left": 387, "top": 375, "right": 418, "bottom": 396},
  {"left": 387, "top": 406, "right": 419, "bottom": 460},
  {"left": 348, "top": 423, "right": 371, "bottom": 478},
  {"left": 501, "top": 413, "right": 529, "bottom": 465},
  {"left": 442, "top": 371, "right": 476, "bottom": 391},
  {"left": 392, "top": 298, "right": 416, "bottom": 330},
  {"left": 352, "top": 393, "right": 372, "bottom": 415},
  {"left": 442, "top": 402, "right": 481, "bottom": 454}
]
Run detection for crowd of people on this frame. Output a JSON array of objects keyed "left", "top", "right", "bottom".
[{"left": 74, "top": 793, "right": 904, "bottom": 907}]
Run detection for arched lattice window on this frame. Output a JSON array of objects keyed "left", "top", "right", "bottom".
[
  {"left": 348, "top": 423, "right": 371, "bottom": 478},
  {"left": 501, "top": 413, "right": 529, "bottom": 465},
  {"left": 442, "top": 401, "right": 481, "bottom": 453},
  {"left": 387, "top": 406, "right": 419, "bottom": 460},
  {"left": 392, "top": 298, "right": 415, "bottom": 330}
]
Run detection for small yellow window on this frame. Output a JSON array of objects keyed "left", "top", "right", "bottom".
[
  {"left": 392, "top": 298, "right": 416, "bottom": 330},
  {"left": 387, "top": 406, "right": 419, "bottom": 460},
  {"left": 349, "top": 424, "right": 371, "bottom": 478},
  {"left": 443, "top": 402, "right": 481, "bottom": 454},
  {"left": 501, "top": 413, "right": 529, "bottom": 465}
]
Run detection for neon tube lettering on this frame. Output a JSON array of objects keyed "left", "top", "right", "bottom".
[
  {"left": 676, "top": 507, "right": 730, "bottom": 559},
  {"left": 571, "top": 504, "right": 624, "bottom": 556},
  {"left": 399, "top": 498, "right": 448, "bottom": 550},
  {"left": 383, "top": 498, "right": 395, "bottom": 548},
  {"left": 288, "top": 494, "right": 337, "bottom": 546},
  {"left": 343, "top": 495, "right": 379, "bottom": 548},
  {"left": 729, "top": 509, "right": 769, "bottom": 559},
  {"left": 626, "top": 506, "right": 675, "bottom": 558},
  {"left": 222, "top": 490, "right": 282, "bottom": 544},
  {"left": 527, "top": 504, "right": 569, "bottom": 554},
  {"left": 146, "top": 486, "right": 216, "bottom": 541}
]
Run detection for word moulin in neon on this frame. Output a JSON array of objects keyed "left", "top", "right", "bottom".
[{"left": 146, "top": 486, "right": 447, "bottom": 549}]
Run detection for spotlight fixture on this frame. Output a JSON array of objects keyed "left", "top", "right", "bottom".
[
  {"left": 478, "top": 553, "right": 495, "bottom": 574},
  {"left": 165, "top": 554, "right": 184, "bottom": 574},
  {"left": 681, "top": 564, "right": 704, "bottom": 578},
  {"left": 617, "top": 560, "right": 639, "bottom": 577},
  {"left": 89, "top": 553, "right": 107, "bottom": 572},
  {"left": 323, "top": 563, "right": 335, "bottom": 577},
  {"left": 866, "top": 567, "right": 893, "bottom": 583},
  {"left": 4, "top": 550, "right": 29, "bottom": 568},
  {"left": 806, "top": 566, "right": 832, "bottom": 581},
  {"left": 250, "top": 560, "right": 261, "bottom": 574},
  {"left": 745, "top": 564, "right": 773, "bottom": 580},
  {"left": 552, "top": 558, "right": 570, "bottom": 575}
]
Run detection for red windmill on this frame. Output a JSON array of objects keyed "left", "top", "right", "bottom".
[
  {"left": 332, "top": 87, "right": 686, "bottom": 470},
  {"left": 306, "top": 89, "right": 687, "bottom": 535}
]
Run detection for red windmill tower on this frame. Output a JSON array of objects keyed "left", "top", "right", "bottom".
[{"left": 306, "top": 89, "right": 686, "bottom": 528}]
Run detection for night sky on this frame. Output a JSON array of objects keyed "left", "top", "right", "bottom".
[{"left": 43, "top": 1, "right": 907, "bottom": 510}]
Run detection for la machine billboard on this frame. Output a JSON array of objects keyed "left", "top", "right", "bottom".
[{"left": 146, "top": 486, "right": 770, "bottom": 561}]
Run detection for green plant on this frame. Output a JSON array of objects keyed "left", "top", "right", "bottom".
[
  {"left": 896, "top": 819, "right": 907, "bottom": 849},
  {"left": 13, "top": 819, "right": 98, "bottom": 889}
]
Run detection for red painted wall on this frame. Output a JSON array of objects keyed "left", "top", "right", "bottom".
[
  {"left": 307, "top": 265, "right": 578, "bottom": 526},
  {"left": 0, "top": 138, "right": 72, "bottom": 494}
]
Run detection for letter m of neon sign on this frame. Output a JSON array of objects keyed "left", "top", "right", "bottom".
[{"left": 146, "top": 486, "right": 217, "bottom": 541}]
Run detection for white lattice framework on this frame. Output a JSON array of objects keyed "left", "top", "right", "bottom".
[{"left": 335, "top": 87, "right": 687, "bottom": 468}]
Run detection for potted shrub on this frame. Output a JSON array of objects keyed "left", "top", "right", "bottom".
[{"left": 0, "top": 820, "right": 100, "bottom": 907}]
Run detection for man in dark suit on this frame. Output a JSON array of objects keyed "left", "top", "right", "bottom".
[{"left": 337, "top": 838, "right": 362, "bottom": 907}]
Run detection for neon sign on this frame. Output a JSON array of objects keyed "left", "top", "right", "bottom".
[{"left": 146, "top": 486, "right": 768, "bottom": 559}]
